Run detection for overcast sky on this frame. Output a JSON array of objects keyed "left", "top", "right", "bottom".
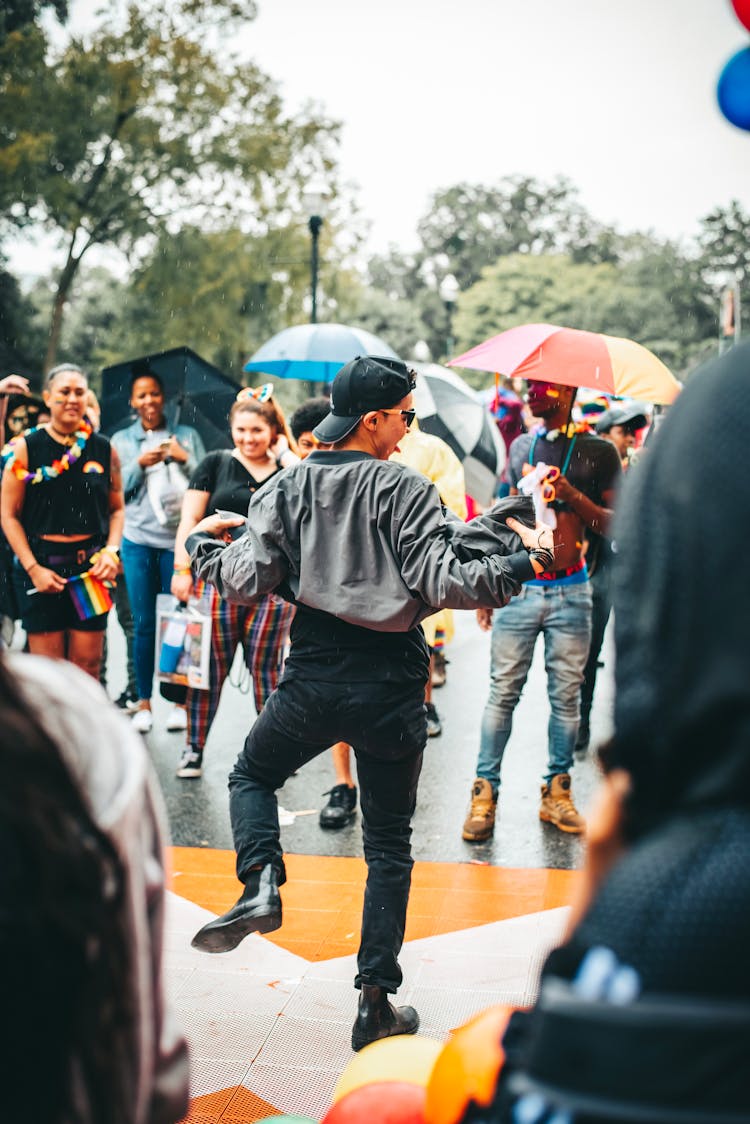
[
  {"left": 9, "top": 0, "right": 750, "bottom": 276},
  {"left": 242, "top": 0, "right": 750, "bottom": 253}
]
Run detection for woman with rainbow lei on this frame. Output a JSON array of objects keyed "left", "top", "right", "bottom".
[{"left": 0, "top": 363, "right": 124, "bottom": 679}]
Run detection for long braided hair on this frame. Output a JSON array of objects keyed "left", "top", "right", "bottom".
[{"left": 0, "top": 657, "right": 134, "bottom": 1122}]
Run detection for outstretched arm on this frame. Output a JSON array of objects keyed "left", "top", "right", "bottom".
[
  {"left": 396, "top": 482, "right": 552, "bottom": 610},
  {"left": 186, "top": 503, "right": 289, "bottom": 605}
]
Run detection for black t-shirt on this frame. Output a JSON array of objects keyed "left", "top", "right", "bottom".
[
  {"left": 21, "top": 429, "right": 112, "bottom": 537},
  {"left": 282, "top": 602, "right": 430, "bottom": 686},
  {"left": 188, "top": 450, "right": 280, "bottom": 515},
  {"left": 508, "top": 430, "right": 621, "bottom": 508}
]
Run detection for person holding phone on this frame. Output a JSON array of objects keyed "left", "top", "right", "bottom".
[
  {"left": 170, "top": 388, "right": 297, "bottom": 778},
  {"left": 112, "top": 368, "right": 205, "bottom": 733}
]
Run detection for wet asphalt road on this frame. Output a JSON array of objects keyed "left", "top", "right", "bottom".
[{"left": 104, "top": 608, "right": 613, "bottom": 870}]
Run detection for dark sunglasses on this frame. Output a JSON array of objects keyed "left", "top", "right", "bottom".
[{"left": 380, "top": 408, "right": 416, "bottom": 426}]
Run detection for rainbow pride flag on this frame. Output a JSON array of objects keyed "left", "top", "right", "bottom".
[{"left": 67, "top": 571, "right": 114, "bottom": 621}]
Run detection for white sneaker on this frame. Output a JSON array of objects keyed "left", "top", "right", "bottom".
[
  {"left": 166, "top": 705, "right": 188, "bottom": 732},
  {"left": 176, "top": 746, "right": 203, "bottom": 778},
  {"left": 132, "top": 708, "right": 153, "bottom": 734}
]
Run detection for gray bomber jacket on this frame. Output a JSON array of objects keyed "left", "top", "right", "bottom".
[{"left": 187, "top": 449, "right": 537, "bottom": 633}]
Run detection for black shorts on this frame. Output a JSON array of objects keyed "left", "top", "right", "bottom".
[{"left": 14, "top": 537, "right": 110, "bottom": 634}]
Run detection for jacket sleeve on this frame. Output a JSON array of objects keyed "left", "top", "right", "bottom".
[
  {"left": 395, "top": 479, "right": 535, "bottom": 610},
  {"left": 186, "top": 491, "right": 291, "bottom": 605},
  {"left": 112, "top": 428, "right": 145, "bottom": 501}
]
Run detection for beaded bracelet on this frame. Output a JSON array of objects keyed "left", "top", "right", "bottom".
[{"left": 529, "top": 546, "right": 555, "bottom": 572}]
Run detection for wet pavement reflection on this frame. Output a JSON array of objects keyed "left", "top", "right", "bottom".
[{"left": 107, "top": 610, "right": 611, "bottom": 870}]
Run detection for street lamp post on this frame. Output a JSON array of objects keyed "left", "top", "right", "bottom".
[
  {"left": 439, "top": 273, "right": 460, "bottom": 359},
  {"left": 302, "top": 180, "right": 329, "bottom": 395},
  {"left": 303, "top": 180, "right": 329, "bottom": 325}
]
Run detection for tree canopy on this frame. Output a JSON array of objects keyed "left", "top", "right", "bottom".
[
  {"left": 2, "top": 9, "right": 742, "bottom": 393},
  {"left": 0, "top": 0, "right": 340, "bottom": 370}
]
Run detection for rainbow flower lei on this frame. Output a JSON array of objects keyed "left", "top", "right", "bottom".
[{"left": 2, "top": 419, "right": 93, "bottom": 484}]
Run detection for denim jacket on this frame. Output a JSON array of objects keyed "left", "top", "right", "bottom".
[{"left": 112, "top": 420, "right": 206, "bottom": 503}]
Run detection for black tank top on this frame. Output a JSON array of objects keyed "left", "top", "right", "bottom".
[{"left": 21, "top": 428, "right": 112, "bottom": 537}]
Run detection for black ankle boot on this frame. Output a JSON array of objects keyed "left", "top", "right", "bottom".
[
  {"left": 351, "top": 984, "right": 420, "bottom": 1052},
  {"left": 319, "top": 783, "right": 358, "bottom": 829},
  {"left": 191, "top": 863, "right": 282, "bottom": 953}
]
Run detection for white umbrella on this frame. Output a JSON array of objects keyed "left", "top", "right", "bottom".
[{"left": 411, "top": 362, "right": 505, "bottom": 506}]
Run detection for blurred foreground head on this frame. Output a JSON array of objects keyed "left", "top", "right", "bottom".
[{"left": 610, "top": 341, "right": 750, "bottom": 837}]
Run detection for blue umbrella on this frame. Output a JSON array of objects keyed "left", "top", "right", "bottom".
[{"left": 244, "top": 322, "right": 400, "bottom": 382}]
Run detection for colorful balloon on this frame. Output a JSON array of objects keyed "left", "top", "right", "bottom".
[
  {"left": 424, "top": 1006, "right": 513, "bottom": 1124},
  {"left": 717, "top": 47, "right": 750, "bottom": 131},
  {"left": 731, "top": 0, "right": 750, "bottom": 32},
  {"left": 323, "top": 1081, "right": 426, "bottom": 1123},
  {"left": 333, "top": 1036, "right": 442, "bottom": 1104}
]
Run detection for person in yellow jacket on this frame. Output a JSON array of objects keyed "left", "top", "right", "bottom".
[
  {"left": 291, "top": 400, "right": 470, "bottom": 831},
  {"left": 391, "top": 424, "right": 468, "bottom": 733}
]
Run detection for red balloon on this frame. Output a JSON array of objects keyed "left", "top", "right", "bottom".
[
  {"left": 323, "top": 1081, "right": 426, "bottom": 1124},
  {"left": 731, "top": 0, "right": 750, "bottom": 32}
]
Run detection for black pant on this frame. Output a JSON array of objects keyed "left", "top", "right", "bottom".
[
  {"left": 580, "top": 560, "right": 612, "bottom": 728},
  {"left": 228, "top": 675, "right": 426, "bottom": 993}
]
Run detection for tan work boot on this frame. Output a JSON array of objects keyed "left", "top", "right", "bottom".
[
  {"left": 539, "top": 773, "right": 585, "bottom": 834},
  {"left": 462, "top": 778, "right": 497, "bottom": 841}
]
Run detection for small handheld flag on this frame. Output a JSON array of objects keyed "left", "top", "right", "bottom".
[{"left": 67, "top": 572, "right": 114, "bottom": 620}]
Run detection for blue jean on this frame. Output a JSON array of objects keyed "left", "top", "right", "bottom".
[
  {"left": 477, "top": 581, "right": 592, "bottom": 788},
  {"left": 120, "top": 538, "right": 175, "bottom": 701}
]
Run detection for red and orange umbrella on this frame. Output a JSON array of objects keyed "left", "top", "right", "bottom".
[{"left": 449, "top": 323, "right": 681, "bottom": 405}]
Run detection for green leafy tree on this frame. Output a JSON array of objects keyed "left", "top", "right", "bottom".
[
  {"left": 0, "top": 1, "right": 340, "bottom": 371},
  {"left": 416, "top": 176, "right": 583, "bottom": 291},
  {"left": 0, "top": 261, "right": 46, "bottom": 381},
  {"left": 112, "top": 224, "right": 319, "bottom": 381},
  {"left": 453, "top": 250, "right": 712, "bottom": 385},
  {"left": 336, "top": 285, "right": 426, "bottom": 361},
  {"left": 697, "top": 200, "right": 750, "bottom": 337},
  {"left": 0, "top": 0, "right": 67, "bottom": 41}
]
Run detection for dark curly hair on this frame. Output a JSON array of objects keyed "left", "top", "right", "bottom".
[{"left": 289, "top": 396, "right": 331, "bottom": 441}]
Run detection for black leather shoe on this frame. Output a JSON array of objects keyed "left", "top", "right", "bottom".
[
  {"left": 191, "top": 864, "right": 282, "bottom": 953},
  {"left": 319, "top": 783, "right": 357, "bottom": 829},
  {"left": 351, "top": 984, "right": 420, "bottom": 1052}
]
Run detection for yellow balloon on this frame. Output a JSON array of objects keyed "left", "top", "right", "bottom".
[{"left": 333, "top": 1035, "right": 443, "bottom": 1103}]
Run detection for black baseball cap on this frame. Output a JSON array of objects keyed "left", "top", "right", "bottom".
[
  {"left": 596, "top": 404, "right": 648, "bottom": 434},
  {"left": 312, "top": 355, "right": 416, "bottom": 444}
]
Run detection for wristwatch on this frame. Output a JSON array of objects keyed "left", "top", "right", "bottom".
[{"left": 103, "top": 544, "right": 121, "bottom": 558}]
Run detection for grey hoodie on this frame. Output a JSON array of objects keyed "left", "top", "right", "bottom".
[{"left": 187, "top": 449, "right": 536, "bottom": 632}]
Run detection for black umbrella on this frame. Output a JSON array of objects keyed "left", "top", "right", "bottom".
[
  {"left": 411, "top": 362, "right": 506, "bottom": 506},
  {"left": 100, "top": 346, "right": 241, "bottom": 451}
]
